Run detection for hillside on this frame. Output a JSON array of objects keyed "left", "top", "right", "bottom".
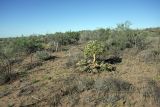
[{"left": 0, "top": 26, "right": 160, "bottom": 107}]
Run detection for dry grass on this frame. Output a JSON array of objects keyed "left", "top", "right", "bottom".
[
  {"left": 0, "top": 45, "right": 160, "bottom": 107},
  {"left": 116, "top": 50, "right": 158, "bottom": 85}
]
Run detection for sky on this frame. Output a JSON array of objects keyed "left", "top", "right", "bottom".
[{"left": 0, "top": 0, "right": 160, "bottom": 37}]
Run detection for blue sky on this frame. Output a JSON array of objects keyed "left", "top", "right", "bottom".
[{"left": 0, "top": 0, "right": 160, "bottom": 37}]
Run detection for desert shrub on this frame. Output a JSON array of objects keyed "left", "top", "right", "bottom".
[
  {"left": 62, "top": 75, "right": 94, "bottom": 94},
  {"left": 138, "top": 48, "right": 160, "bottom": 63},
  {"left": 0, "top": 72, "right": 10, "bottom": 85},
  {"left": 105, "top": 30, "right": 148, "bottom": 57},
  {"left": 42, "top": 41, "right": 60, "bottom": 52},
  {"left": 0, "top": 36, "right": 42, "bottom": 62},
  {"left": 79, "top": 30, "right": 94, "bottom": 42},
  {"left": 127, "top": 31, "right": 147, "bottom": 49},
  {"left": 35, "top": 51, "right": 51, "bottom": 61},
  {"left": 0, "top": 53, "right": 17, "bottom": 85},
  {"left": 51, "top": 31, "right": 80, "bottom": 45},
  {"left": 77, "top": 77, "right": 95, "bottom": 91},
  {"left": 25, "top": 37, "right": 43, "bottom": 54},
  {"left": 65, "top": 52, "right": 83, "bottom": 68},
  {"left": 103, "top": 22, "right": 148, "bottom": 57},
  {"left": 0, "top": 72, "right": 17, "bottom": 85},
  {"left": 65, "top": 31, "right": 80, "bottom": 44},
  {"left": 116, "top": 21, "right": 131, "bottom": 31},
  {"left": 94, "top": 78, "right": 134, "bottom": 92},
  {"left": 13, "top": 36, "right": 43, "bottom": 55},
  {"left": 79, "top": 28, "right": 111, "bottom": 43},
  {"left": 104, "top": 31, "right": 127, "bottom": 57}
]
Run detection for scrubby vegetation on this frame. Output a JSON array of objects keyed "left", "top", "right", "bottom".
[
  {"left": 35, "top": 51, "right": 52, "bottom": 61},
  {"left": 0, "top": 23, "right": 160, "bottom": 107}
]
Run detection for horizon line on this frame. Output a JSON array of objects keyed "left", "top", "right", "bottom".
[{"left": 0, "top": 25, "right": 160, "bottom": 38}]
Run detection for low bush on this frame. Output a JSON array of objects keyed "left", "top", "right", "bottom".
[
  {"left": 36, "top": 51, "right": 52, "bottom": 61},
  {"left": 13, "top": 36, "right": 43, "bottom": 54},
  {"left": 0, "top": 53, "right": 13, "bottom": 85},
  {"left": 104, "top": 27, "right": 148, "bottom": 57},
  {"left": 0, "top": 67, "right": 17, "bottom": 85},
  {"left": 94, "top": 78, "right": 134, "bottom": 92},
  {"left": 50, "top": 31, "right": 80, "bottom": 45},
  {"left": 0, "top": 73, "right": 11, "bottom": 85},
  {"left": 65, "top": 52, "right": 83, "bottom": 68},
  {"left": 138, "top": 48, "right": 160, "bottom": 63}
]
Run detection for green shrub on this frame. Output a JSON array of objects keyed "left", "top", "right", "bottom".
[
  {"left": 36, "top": 51, "right": 51, "bottom": 61},
  {"left": 13, "top": 36, "right": 43, "bottom": 55},
  {"left": 104, "top": 29, "right": 148, "bottom": 58},
  {"left": 76, "top": 41, "right": 116, "bottom": 73},
  {"left": 51, "top": 31, "right": 80, "bottom": 45}
]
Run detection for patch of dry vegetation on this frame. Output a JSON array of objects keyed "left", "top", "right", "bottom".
[{"left": 0, "top": 25, "right": 160, "bottom": 107}]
